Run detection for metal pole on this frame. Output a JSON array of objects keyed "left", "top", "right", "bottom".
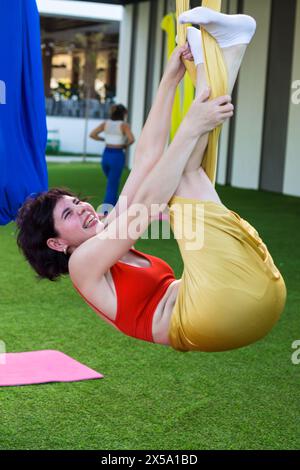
[{"left": 82, "top": 85, "right": 90, "bottom": 163}]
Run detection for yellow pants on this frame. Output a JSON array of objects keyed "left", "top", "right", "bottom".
[{"left": 167, "top": 196, "right": 287, "bottom": 352}]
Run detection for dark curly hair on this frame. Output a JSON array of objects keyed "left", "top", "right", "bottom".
[
  {"left": 110, "top": 103, "right": 128, "bottom": 121},
  {"left": 15, "top": 187, "right": 89, "bottom": 282}
]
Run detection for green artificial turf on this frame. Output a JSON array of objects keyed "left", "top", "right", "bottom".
[{"left": 0, "top": 162, "right": 299, "bottom": 450}]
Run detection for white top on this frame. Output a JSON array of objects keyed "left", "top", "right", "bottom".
[{"left": 104, "top": 119, "right": 127, "bottom": 146}]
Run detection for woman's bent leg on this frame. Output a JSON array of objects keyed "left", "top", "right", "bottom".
[
  {"left": 173, "top": 167, "right": 223, "bottom": 205},
  {"left": 182, "top": 44, "right": 247, "bottom": 175},
  {"left": 172, "top": 62, "right": 222, "bottom": 204},
  {"left": 172, "top": 44, "right": 248, "bottom": 203},
  {"left": 167, "top": 199, "right": 287, "bottom": 352}
]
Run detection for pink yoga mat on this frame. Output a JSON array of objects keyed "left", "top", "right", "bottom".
[{"left": 0, "top": 350, "right": 103, "bottom": 387}]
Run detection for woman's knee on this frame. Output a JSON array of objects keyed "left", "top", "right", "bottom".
[{"left": 173, "top": 167, "right": 222, "bottom": 203}]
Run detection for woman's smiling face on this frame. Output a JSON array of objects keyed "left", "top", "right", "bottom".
[{"left": 47, "top": 195, "right": 105, "bottom": 254}]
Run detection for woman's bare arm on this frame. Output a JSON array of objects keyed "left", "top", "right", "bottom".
[
  {"left": 134, "top": 45, "right": 192, "bottom": 166},
  {"left": 69, "top": 91, "right": 233, "bottom": 287},
  {"left": 130, "top": 91, "right": 233, "bottom": 207},
  {"left": 132, "top": 78, "right": 177, "bottom": 167},
  {"left": 90, "top": 122, "right": 106, "bottom": 141},
  {"left": 100, "top": 79, "right": 178, "bottom": 222},
  {"left": 70, "top": 98, "right": 204, "bottom": 286},
  {"left": 101, "top": 46, "right": 192, "bottom": 224}
]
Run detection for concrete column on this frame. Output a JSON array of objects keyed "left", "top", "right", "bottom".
[
  {"left": 151, "top": 0, "right": 166, "bottom": 102},
  {"left": 106, "top": 52, "right": 117, "bottom": 97},
  {"left": 260, "top": 0, "right": 297, "bottom": 193},
  {"left": 116, "top": 4, "right": 134, "bottom": 105},
  {"left": 42, "top": 39, "right": 54, "bottom": 97},
  {"left": 71, "top": 54, "right": 80, "bottom": 89},
  {"left": 230, "top": 0, "right": 271, "bottom": 190},
  {"left": 83, "top": 33, "right": 97, "bottom": 99}
]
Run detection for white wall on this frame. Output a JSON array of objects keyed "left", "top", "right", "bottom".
[
  {"left": 116, "top": 4, "right": 133, "bottom": 106},
  {"left": 283, "top": 0, "right": 300, "bottom": 197},
  {"left": 128, "top": 1, "right": 151, "bottom": 168},
  {"left": 231, "top": 0, "right": 271, "bottom": 190},
  {"left": 217, "top": 0, "right": 238, "bottom": 185},
  {"left": 47, "top": 116, "right": 105, "bottom": 155},
  {"left": 38, "top": 0, "right": 123, "bottom": 156},
  {"left": 36, "top": 0, "right": 123, "bottom": 21},
  {"left": 116, "top": 0, "right": 299, "bottom": 197}
]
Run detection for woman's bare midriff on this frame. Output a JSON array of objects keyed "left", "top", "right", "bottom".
[
  {"left": 106, "top": 144, "right": 125, "bottom": 149},
  {"left": 75, "top": 250, "right": 181, "bottom": 346}
]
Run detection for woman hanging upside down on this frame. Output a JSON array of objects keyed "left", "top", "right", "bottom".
[{"left": 16, "top": 8, "right": 286, "bottom": 352}]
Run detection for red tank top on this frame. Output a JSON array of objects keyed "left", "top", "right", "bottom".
[{"left": 73, "top": 248, "right": 176, "bottom": 343}]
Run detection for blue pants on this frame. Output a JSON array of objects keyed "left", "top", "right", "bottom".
[{"left": 101, "top": 147, "right": 125, "bottom": 208}]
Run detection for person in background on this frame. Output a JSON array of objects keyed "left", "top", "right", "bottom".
[{"left": 90, "top": 104, "right": 135, "bottom": 215}]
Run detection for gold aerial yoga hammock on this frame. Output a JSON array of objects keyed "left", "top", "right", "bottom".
[
  {"left": 161, "top": 13, "right": 194, "bottom": 141},
  {"left": 167, "top": 197, "right": 287, "bottom": 352},
  {"left": 173, "top": 0, "right": 228, "bottom": 186},
  {"left": 164, "top": 2, "right": 287, "bottom": 352}
]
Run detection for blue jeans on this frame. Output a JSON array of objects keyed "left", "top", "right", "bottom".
[{"left": 101, "top": 147, "right": 125, "bottom": 208}]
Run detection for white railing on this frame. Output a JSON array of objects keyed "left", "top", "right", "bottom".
[{"left": 45, "top": 98, "right": 112, "bottom": 119}]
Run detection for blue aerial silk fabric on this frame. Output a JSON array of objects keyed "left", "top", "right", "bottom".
[{"left": 0, "top": 0, "right": 48, "bottom": 225}]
